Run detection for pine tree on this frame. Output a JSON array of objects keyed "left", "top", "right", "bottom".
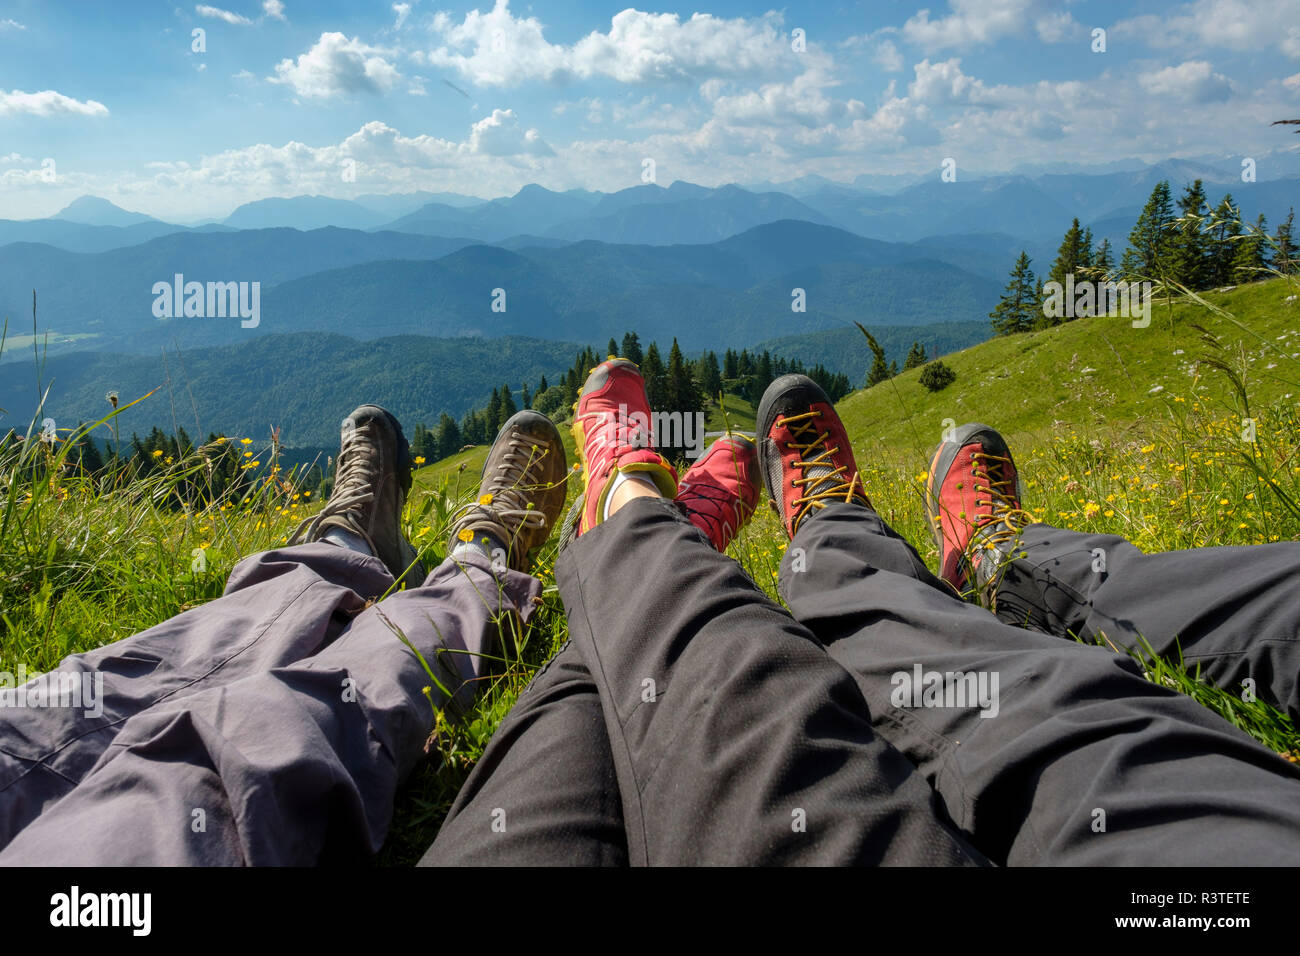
[
  {"left": 620, "top": 332, "right": 643, "bottom": 365},
  {"left": 1092, "top": 239, "right": 1114, "bottom": 277},
  {"left": 1044, "top": 219, "right": 1087, "bottom": 320},
  {"left": 859, "top": 325, "right": 891, "bottom": 387},
  {"left": 1232, "top": 214, "right": 1270, "bottom": 283},
  {"left": 1168, "top": 179, "right": 1211, "bottom": 290},
  {"left": 903, "top": 341, "right": 928, "bottom": 370},
  {"left": 642, "top": 343, "right": 668, "bottom": 409},
  {"left": 990, "top": 251, "right": 1039, "bottom": 335},
  {"left": 520, "top": 382, "right": 532, "bottom": 409},
  {"left": 606, "top": 338, "right": 619, "bottom": 359},
  {"left": 1277, "top": 207, "right": 1296, "bottom": 275},
  {"left": 485, "top": 387, "right": 503, "bottom": 436},
  {"left": 1121, "top": 180, "right": 1174, "bottom": 279},
  {"left": 435, "top": 413, "right": 461, "bottom": 459},
  {"left": 699, "top": 351, "right": 723, "bottom": 402},
  {"left": 723, "top": 348, "right": 739, "bottom": 380},
  {"left": 754, "top": 351, "right": 774, "bottom": 403},
  {"left": 1206, "top": 195, "right": 1241, "bottom": 287}
]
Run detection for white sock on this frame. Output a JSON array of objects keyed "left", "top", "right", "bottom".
[
  {"left": 322, "top": 526, "right": 373, "bottom": 556},
  {"left": 603, "top": 471, "right": 661, "bottom": 520}
]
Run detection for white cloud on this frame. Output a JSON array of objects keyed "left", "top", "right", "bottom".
[
  {"left": 708, "top": 69, "right": 867, "bottom": 128},
  {"left": 424, "top": 0, "right": 796, "bottom": 87},
  {"left": 195, "top": 5, "right": 253, "bottom": 26},
  {"left": 1138, "top": 60, "right": 1232, "bottom": 103},
  {"left": 1284, "top": 73, "right": 1300, "bottom": 91},
  {"left": 232, "top": 69, "right": 255, "bottom": 81},
  {"left": 262, "top": 0, "right": 285, "bottom": 21},
  {"left": 872, "top": 39, "right": 904, "bottom": 72},
  {"left": 393, "top": 3, "right": 411, "bottom": 30},
  {"left": 468, "top": 108, "right": 554, "bottom": 155},
  {"left": 0, "top": 18, "right": 26, "bottom": 31},
  {"left": 270, "top": 33, "right": 402, "bottom": 98},
  {"left": 0, "top": 89, "right": 109, "bottom": 118},
  {"left": 902, "top": 0, "right": 1080, "bottom": 51},
  {"left": 1115, "top": 0, "right": 1300, "bottom": 59}
]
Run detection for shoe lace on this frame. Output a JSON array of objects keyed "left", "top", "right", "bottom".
[
  {"left": 485, "top": 434, "right": 559, "bottom": 531},
  {"left": 969, "top": 451, "right": 1032, "bottom": 548},
  {"left": 288, "top": 420, "right": 381, "bottom": 549},
  {"left": 777, "top": 410, "right": 864, "bottom": 529}
]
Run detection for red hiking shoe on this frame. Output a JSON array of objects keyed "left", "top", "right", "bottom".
[
  {"left": 563, "top": 359, "right": 678, "bottom": 543},
  {"left": 756, "top": 374, "right": 869, "bottom": 537},
  {"left": 925, "top": 422, "right": 1032, "bottom": 600},
  {"left": 675, "top": 435, "right": 760, "bottom": 551}
]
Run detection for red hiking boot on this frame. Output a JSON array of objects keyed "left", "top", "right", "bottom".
[
  {"left": 563, "top": 359, "right": 678, "bottom": 543},
  {"left": 756, "top": 374, "right": 869, "bottom": 537},
  {"left": 675, "top": 434, "right": 760, "bottom": 551},
  {"left": 925, "top": 422, "right": 1032, "bottom": 601}
]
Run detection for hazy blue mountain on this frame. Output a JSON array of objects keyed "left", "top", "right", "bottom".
[
  {"left": 3, "top": 219, "right": 1003, "bottom": 358},
  {"left": 52, "top": 195, "right": 161, "bottom": 227},
  {"left": 0, "top": 334, "right": 581, "bottom": 448},
  {"left": 0, "top": 219, "right": 187, "bottom": 253},
  {"left": 0, "top": 228, "right": 483, "bottom": 349},
  {"left": 224, "top": 195, "right": 393, "bottom": 230},
  {"left": 381, "top": 183, "right": 602, "bottom": 239},
  {"left": 544, "top": 185, "right": 843, "bottom": 244},
  {"left": 353, "top": 191, "right": 485, "bottom": 216}
]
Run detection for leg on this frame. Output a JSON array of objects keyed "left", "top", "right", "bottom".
[
  {"left": 543, "top": 361, "right": 983, "bottom": 866},
  {"left": 788, "top": 502, "right": 1300, "bottom": 865},
  {"left": 560, "top": 497, "right": 983, "bottom": 865},
  {"left": 0, "top": 541, "right": 387, "bottom": 852},
  {"left": 992, "top": 523, "right": 1300, "bottom": 720},
  {"left": 424, "top": 433, "right": 767, "bottom": 867},
  {"left": 0, "top": 549, "right": 540, "bottom": 865},
  {"left": 753, "top": 386, "right": 1300, "bottom": 866},
  {"left": 421, "top": 640, "right": 627, "bottom": 866}
]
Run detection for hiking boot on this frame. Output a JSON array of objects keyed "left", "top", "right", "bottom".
[
  {"left": 675, "top": 434, "right": 760, "bottom": 551},
  {"left": 447, "top": 410, "right": 568, "bottom": 572},
  {"left": 925, "top": 422, "right": 1033, "bottom": 603},
  {"left": 757, "top": 374, "right": 870, "bottom": 537},
  {"left": 559, "top": 359, "right": 678, "bottom": 547},
  {"left": 288, "top": 404, "right": 422, "bottom": 584}
]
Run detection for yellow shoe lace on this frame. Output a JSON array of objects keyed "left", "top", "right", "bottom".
[{"left": 777, "top": 410, "right": 866, "bottom": 533}]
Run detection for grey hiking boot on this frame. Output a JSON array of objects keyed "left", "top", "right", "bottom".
[
  {"left": 448, "top": 410, "right": 569, "bottom": 572},
  {"left": 288, "top": 404, "right": 423, "bottom": 584}
]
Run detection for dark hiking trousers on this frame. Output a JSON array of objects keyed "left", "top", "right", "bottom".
[
  {"left": 988, "top": 522, "right": 1300, "bottom": 722},
  {"left": 788, "top": 505, "right": 1300, "bottom": 865},
  {"left": 424, "top": 496, "right": 987, "bottom": 866},
  {"left": 0, "top": 542, "right": 540, "bottom": 865},
  {"left": 426, "top": 500, "right": 1300, "bottom": 866}
]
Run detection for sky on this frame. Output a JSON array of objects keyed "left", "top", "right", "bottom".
[{"left": 1, "top": 0, "right": 1298, "bottom": 221}]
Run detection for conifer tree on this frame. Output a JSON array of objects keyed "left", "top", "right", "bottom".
[{"left": 990, "top": 251, "right": 1039, "bottom": 335}]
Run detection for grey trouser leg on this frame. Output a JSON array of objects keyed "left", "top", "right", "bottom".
[
  {"left": 421, "top": 640, "right": 628, "bottom": 866},
  {"left": 991, "top": 522, "right": 1300, "bottom": 721},
  {"left": 427, "top": 496, "right": 986, "bottom": 866},
  {"left": 0, "top": 543, "right": 539, "bottom": 865},
  {"left": 783, "top": 503, "right": 1300, "bottom": 866}
]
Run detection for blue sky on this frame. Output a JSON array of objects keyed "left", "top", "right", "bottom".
[{"left": 1, "top": 0, "right": 1297, "bottom": 220}]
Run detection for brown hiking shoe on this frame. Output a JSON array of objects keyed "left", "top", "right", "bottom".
[
  {"left": 288, "top": 404, "right": 423, "bottom": 584},
  {"left": 448, "top": 410, "right": 568, "bottom": 572}
]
